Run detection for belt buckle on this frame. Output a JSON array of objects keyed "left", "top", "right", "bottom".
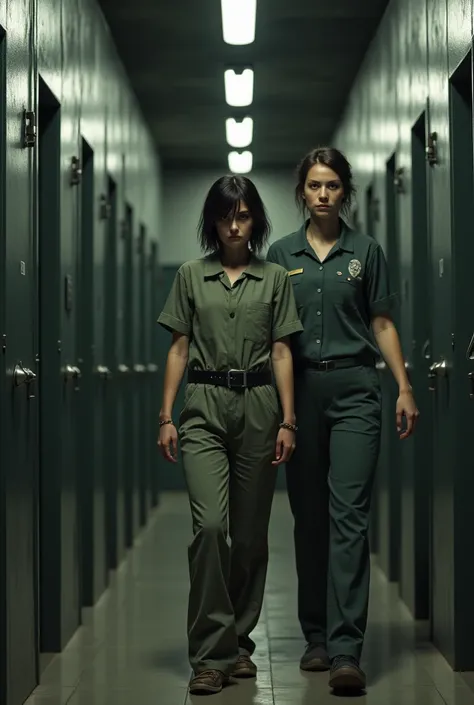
[
  {"left": 320, "top": 360, "right": 334, "bottom": 371},
  {"left": 227, "top": 369, "right": 247, "bottom": 389}
]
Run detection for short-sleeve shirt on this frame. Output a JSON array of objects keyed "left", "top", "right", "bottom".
[
  {"left": 157, "top": 253, "right": 303, "bottom": 372},
  {"left": 266, "top": 220, "right": 396, "bottom": 365}
]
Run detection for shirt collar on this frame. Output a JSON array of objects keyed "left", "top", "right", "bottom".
[
  {"left": 290, "top": 218, "right": 355, "bottom": 255},
  {"left": 203, "top": 252, "right": 264, "bottom": 280}
]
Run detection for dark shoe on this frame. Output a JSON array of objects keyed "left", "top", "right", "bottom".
[
  {"left": 329, "top": 656, "right": 366, "bottom": 692},
  {"left": 189, "top": 670, "right": 229, "bottom": 694},
  {"left": 299, "top": 643, "right": 330, "bottom": 671},
  {"left": 231, "top": 654, "right": 257, "bottom": 678}
]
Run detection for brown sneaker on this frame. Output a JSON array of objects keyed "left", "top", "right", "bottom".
[
  {"left": 189, "top": 670, "right": 229, "bottom": 694},
  {"left": 231, "top": 654, "right": 257, "bottom": 678}
]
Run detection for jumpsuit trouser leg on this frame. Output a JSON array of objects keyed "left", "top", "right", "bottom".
[
  {"left": 286, "top": 366, "right": 381, "bottom": 661},
  {"left": 179, "top": 383, "right": 278, "bottom": 674}
]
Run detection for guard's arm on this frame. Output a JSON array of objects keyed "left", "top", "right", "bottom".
[
  {"left": 271, "top": 337, "right": 296, "bottom": 425},
  {"left": 159, "top": 332, "right": 189, "bottom": 422},
  {"left": 371, "top": 314, "right": 411, "bottom": 392}
]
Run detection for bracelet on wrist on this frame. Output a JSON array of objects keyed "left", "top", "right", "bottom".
[
  {"left": 159, "top": 419, "right": 174, "bottom": 427},
  {"left": 279, "top": 421, "right": 298, "bottom": 433}
]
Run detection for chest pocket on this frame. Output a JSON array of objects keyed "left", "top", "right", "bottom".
[
  {"left": 288, "top": 272, "right": 304, "bottom": 309},
  {"left": 332, "top": 276, "right": 362, "bottom": 309},
  {"left": 244, "top": 302, "right": 272, "bottom": 343}
]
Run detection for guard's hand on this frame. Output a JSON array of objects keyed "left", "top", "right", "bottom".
[
  {"left": 157, "top": 423, "right": 179, "bottom": 463},
  {"left": 272, "top": 428, "right": 296, "bottom": 466},
  {"left": 396, "top": 389, "right": 420, "bottom": 440}
]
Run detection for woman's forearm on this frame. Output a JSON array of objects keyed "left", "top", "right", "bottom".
[
  {"left": 160, "top": 334, "right": 189, "bottom": 420},
  {"left": 271, "top": 338, "right": 296, "bottom": 423},
  {"left": 372, "top": 316, "right": 411, "bottom": 392}
]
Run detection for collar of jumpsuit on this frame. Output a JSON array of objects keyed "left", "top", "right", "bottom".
[{"left": 203, "top": 251, "right": 264, "bottom": 282}]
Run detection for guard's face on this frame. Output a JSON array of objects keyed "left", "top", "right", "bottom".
[
  {"left": 303, "top": 164, "right": 345, "bottom": 219},
  {"left": 216, "top": 200, "right": 253, "bottom": 249}
]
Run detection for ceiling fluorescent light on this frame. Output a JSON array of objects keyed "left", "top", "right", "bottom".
[
  {"left": 224, "top": 69, "right": 254, "bottom": 107},
  {"left": 228, "top": 150, "right": 253, "bottom": 174},
  {"left": 221, "top": 0, "right": 257, "bottom": 45},
  {"left": 226, "top": 117, "right": 253, "bottom": 148}
]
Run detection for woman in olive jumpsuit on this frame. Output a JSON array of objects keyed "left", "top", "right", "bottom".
[
  {"left": 266, "top": 147, "right": 419, "bottom": 693},
  {"left": 157, "top": 175, "right": 303, "bottom": 696}
]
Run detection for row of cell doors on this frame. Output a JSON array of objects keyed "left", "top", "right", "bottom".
[
  {"left": 367, "top": 49, "right": 474, "bottom": 671},
  {"left": 0, "top": 73, "right": 161, "bottom": 705}
]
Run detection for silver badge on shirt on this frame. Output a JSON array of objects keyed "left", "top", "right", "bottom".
[{"left": 348, "top": 259, "right": 362, "bottom": 278}]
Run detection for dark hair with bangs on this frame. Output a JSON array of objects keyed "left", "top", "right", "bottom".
[
  {"left": 198, "top": 175, "right": 271, "bottom": 254},
  {"left": 295, "top": 147, "right": 356, "bottom": 215}
]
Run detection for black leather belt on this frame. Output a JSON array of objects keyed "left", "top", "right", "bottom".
[
  {"left": 298, "top": 357, "right": 372, "bottom": 372},
  {"left": 188, "top": 369, "right": 272, "bottom": 389}
]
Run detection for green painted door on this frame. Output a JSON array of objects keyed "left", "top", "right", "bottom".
[
  {"left": 2, "top": 27, "right": 37, "bottom": 705},
  {"left": 148, "top": 241, "right": 160, "bottom": 507},
  {"left": 77, "top": 138, "right": 96, "bottom": 605},
  {"left": 122, "top": 204, "right": 138, "bottom": 544},
  {"left": 37, "top": 76, "right": 81, "bottom": 651},
  {"left": 104, "top": 176, "right": 119, "bottom": 570},
  {"left": 399, "top": 109, "right": 432, "bottom": 621},
  {"left": 137, "top": 225, "right": 149, "bottom": 525}
]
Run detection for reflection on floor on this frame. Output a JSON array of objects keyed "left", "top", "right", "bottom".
[{"left": 26, "top": 492, "right": 474, "bottom": 705}]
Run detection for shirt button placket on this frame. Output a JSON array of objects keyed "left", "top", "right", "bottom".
[{"left": 316, "top": 265, "right": 324, "bottom": 357}]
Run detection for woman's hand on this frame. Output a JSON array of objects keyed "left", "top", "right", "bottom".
[
  {"left": 272, "top": 427, "right": 296, "bottom": 466},
  {"left": 396, "top": 389, "right": 420, "bottom": 440},
  {"left": 158, "top": 422, "right": 179, "bottom": 463}
]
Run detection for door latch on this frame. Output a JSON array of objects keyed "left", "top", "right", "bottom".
[{"left": 466, "top": 332, "right": 474, "bottom": 360}]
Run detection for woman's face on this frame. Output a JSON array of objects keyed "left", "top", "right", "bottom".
[
  {"left": 302, "top": 163, "right": 345, "bottom": 220},
  {"left": 215, "top": 200, "right": 253, "bottom": 250}
]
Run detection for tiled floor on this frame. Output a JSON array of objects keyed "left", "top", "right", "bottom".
[{"left": 26, "top": 492, "right": 474, "bottom": 705}]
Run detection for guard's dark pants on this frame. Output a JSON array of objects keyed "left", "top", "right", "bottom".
[{"left": 286, "top": 365, "right": 381, "bottom": 661}]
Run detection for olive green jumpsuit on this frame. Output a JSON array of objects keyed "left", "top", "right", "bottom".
[
  {"left": 158, "top": 253, "right": 303, "bottom": 675},
  {"left": 266, "top": 221, "right": 395, "bottom": 661}
]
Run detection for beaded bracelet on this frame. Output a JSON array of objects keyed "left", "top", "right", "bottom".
[
  {"left": 279, "top": 422, "right": 298, "bottom": 433},
  {"left": 159, "top": 419, "right": 175, "bottom": 427}
]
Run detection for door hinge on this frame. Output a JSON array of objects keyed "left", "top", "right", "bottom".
[
  {"left": 70, "top": 156, "right": 82, "bottom": 186},
  {"left": 23, "top": 110, "right": 36, "bottom": 148},
  {"left": 394, "top": 167, "right": 405, "bottom": 194},
  {"left": 99, "top": 194, "right": 111, "bottom": 220},
  {"left": 1, "top": 334, "right": 6, "bottom": 352},
  {"left": 426, "top": 131, "right": 438, "bottom": 166}
]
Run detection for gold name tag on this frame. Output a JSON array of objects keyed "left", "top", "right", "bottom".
[{"left": 288, "top": 268, "right": 303, "bottom": 276}]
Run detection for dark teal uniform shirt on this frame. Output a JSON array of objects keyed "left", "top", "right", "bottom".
[{"left": 266, "top": 221, "right": 396, "bottom": 365}]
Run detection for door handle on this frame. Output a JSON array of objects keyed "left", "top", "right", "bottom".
[
  {"left": 428, "top": 361, "right": 438, "bottom": 391},
  {"left": 469, "top": 372, "right": 474, "bottom": 399},
  {"left": 147, "top": 364, "right": 159, "bottom": 373},
  {"left": 62, "top": 364, "right": 76, "bottom": 379},
  {"left": 13, "top": 363, "right": 37, "bottom": 398},
  {"left": 421, "top": 339, "right": 431, "bottom": 360},
  {"left": 428, "top": 358, "right": 448, "bottom": 390},
  {"left": 434, "top": 359, "right": 448, "bottom": 377},
  {"left": 96, "top": 365, "right": 111, "bottom": 380},
  {"left": 133, "top": 364, "right": 147, "bottom": 373},
  {"left": 72, "top": 366, "right": 81, "bottom": 391},
  {"left": 118, "top": 364, "right": 130, "bottom": 374},
  {"left": 467, "top": 332, "right": 474, "bottom": 360}
]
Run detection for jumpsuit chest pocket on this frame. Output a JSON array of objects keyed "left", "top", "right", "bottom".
[{"left": 244, "top": 302, "right": 272, "bottom": 343}]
